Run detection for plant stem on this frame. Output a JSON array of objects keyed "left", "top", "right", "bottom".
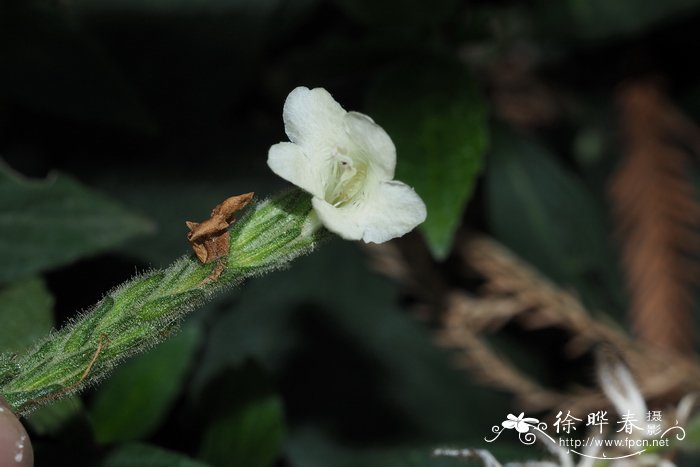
[{"left": 0, "top": 189, "right": 325, "bottom": 415}]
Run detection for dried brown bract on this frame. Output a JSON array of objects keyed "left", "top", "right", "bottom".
[{"left": 186, "top": 192, "right": 254, "bottom": 264}]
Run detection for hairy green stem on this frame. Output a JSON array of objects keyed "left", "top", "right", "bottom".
[{"left": 0, "top": 189, "right": 325, "bottom": 415}]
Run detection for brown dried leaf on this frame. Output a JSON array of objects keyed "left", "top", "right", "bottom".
[{"left": 186, "top": 192, "right": 254, "bottom": 264}]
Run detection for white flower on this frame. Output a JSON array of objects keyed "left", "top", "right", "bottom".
[{"left": 267, "top": 86, "right": 427, "bottom": 243}]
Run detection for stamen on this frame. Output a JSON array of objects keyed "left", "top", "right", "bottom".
[{"left": 325, "top": 149, "right": 367, "bottom": 207}]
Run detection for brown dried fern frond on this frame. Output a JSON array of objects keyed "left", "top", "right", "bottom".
[
  {"left": 437, "top": 291, "right": 563, "bottom": 411},
  {"left": 611, "top": 81, "right": 700, "bottom": 354},
  {"left": 365, "top": 239, "right": 562, "bottom": 410},
  {"left": 459, "top": 237, "right": 624, "bottom": 356},
  {"left": 458, "top": 236, "right": 700, "bottom": 412},
  {"left": 366, "top": 235, "right": 700, "bottom": 415}
]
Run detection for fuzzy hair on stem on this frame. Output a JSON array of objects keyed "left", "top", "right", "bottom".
[{"left": 0, "top": 189, "right": 326, "bottom": 416}]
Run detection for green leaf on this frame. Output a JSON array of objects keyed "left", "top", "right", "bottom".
[
  {"left": 367, "top": 56, "right": 488, "bottom": 259},
  {"left": 200, "top": 396, "right": 284, "bottom": 467},
  {"left": 26, "top": 395, "right": 82, "bottom": 436},
  {"left": 0, "top": 276, "right": 54, "bottom": 354},
  {"left": 101, "top": 443, "right": 210, "bottom": 467},
  {"left": 90, "top": 324, "right": 201, "bottom": 444},
  {"left": 198, "top": 364, "right": 285, "bottom": 467},
  {"left": 485, "top": 127, "right": 624, "bottom": 312},
  {"left": 0, "top": 163, "right": 153, "bottom": 284},
  {"left": 537, "top": 0, "right": 700, "bottom": 41}
]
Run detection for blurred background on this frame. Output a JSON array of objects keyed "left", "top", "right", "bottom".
[{"left": 3, "top": 0, "right": 700, "bottom": 465}]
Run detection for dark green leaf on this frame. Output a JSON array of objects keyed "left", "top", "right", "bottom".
[
  {"left": 101, "top": 443, "right": 210, "bottom": 467},
  {"left": 485, "top": 127, "right": 624, "bottom": 312},
  {"left": 199, "top": 395, "right": 284, "bottom": 467},
  {"left": 90, "top": 324, "right": 201, "bottom": 444},
  {"left": 0, "top": 276, "right": 54, "bottom": 353},
  {"left": 368, "top": 56, "right": 488, "bottom": 259},
  {"left": 26, "top": 395, "right": 82, "bottom": 436},
  {"left": 0, "top": 163, "right": 153, "bottom": 284},
  {"left": 198, "top": 363, "right": 285, "bottom": 467}
]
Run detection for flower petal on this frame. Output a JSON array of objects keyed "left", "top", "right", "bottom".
[
  {"left": 283, "top": 86, "right": 348, "bottom": 157},
  {"left": 268, "top": 142, "right": 325, "bottom": 199},
  {"left": 312, "top": 180, "right": 426, "bottom": 243},
  {"left": 311, "top": 198, "right": 364, "bottom": 241},
  {"left": 502, "top": 421, "right": 517, "bottom": 429},
  {"left": 358, "top": 181, "right": 426, "bottom": 243},
  {"left": 344, "top": 111, "right": 396, "bottom": 180}
]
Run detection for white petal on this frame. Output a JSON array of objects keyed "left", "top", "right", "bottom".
[
  {"left": 344, "top": 111, "right": 396, "bottom": 180},
  {"left": 283, "top": 86, "right": 348, "bottom": 156},
  {"left": 267, "top": 142, "right": 324, "bottom": 198},
  {"left": 358, "top": 180, "right": 426, "bottom": 243},
  {"left": 312, "top": 180, "right": 426, "bottom": 243},
  {"left": 312, "top": 197, "right": 365, "bottom": 241}
]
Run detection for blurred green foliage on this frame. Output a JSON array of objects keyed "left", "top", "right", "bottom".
[
  {"left": 101, "top": 443, "right": 208, "bottom": 467},
  {"left": 0, "top": 165, "right": 152, "bottom": 284},
  {"left": 486, "top": 127, "right": 624, "bottom": 312},
  {"left": 90, "top": 325, "right": 202, "bottom": 444},
  {"left": 2, "top": 0, "right": 700, "bottom": 465},
  {"left": 197, "top": 363, "right": 285, "bottom": 467},
  {"left": 368, "top": 55, "right": 487, "bottom": 258},
  {"left": 0, "top": 277, "right": 54, "bottom": 353}
]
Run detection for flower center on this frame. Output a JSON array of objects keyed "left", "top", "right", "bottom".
[{"left": 325, "top": 148, "right": 368, "bottom": 207}]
